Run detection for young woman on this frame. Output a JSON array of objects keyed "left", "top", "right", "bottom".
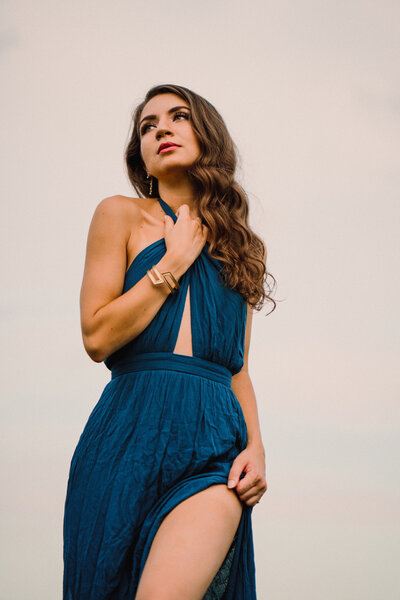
[{"left": 63, "top": 83, "right": 276, "bottom": 599}]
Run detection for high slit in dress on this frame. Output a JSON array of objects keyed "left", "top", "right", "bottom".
[{"left": 63, "top": 197, "right": 257, "bottom": 599}]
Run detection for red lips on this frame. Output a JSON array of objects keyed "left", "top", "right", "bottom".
[{"left": 158, "top": 142, "right": 180, "bottom": 153}]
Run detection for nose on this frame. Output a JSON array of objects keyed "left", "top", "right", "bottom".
[
  {"left": 155, "top": 126, "right": 172, "bottom": 141},
  {"left": 155, "top": 114, "right": 173, "bottom": 140}
]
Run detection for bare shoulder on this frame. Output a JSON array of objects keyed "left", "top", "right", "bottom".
[
  {"left": 94, "top": 194, "right": 159, "bottom": 227},
  {"left": 92, "top": 194, "right": 141, "bottom": 222},
  {"left": 86, "top": 195, "right": 162, "bottom": 273},
  {"left": 89, "top": 195, "right": 145, "bottom": 243},
  {"left": 80, "top": 195, "right": 144, "bottom": 333}
]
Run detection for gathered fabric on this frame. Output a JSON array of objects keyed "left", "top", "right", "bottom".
[{"left": 63, "top": 197, "right": 257, "bottom": 599}]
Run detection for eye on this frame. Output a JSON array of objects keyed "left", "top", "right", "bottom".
[
  {"left": 140, "top": 122, "right": 155, "bottom": 135},
  {"left": 140, "top": 111, "right": 190, "bottom": 136},
  {"left": 173, "top": 111, "right": 190, "bottom": 121}
]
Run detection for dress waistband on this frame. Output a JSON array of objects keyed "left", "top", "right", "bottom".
[{"left": 110, "top": 352, "right": 232, "bottom": 387}]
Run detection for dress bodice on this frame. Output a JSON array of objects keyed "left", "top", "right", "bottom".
[{"left": 104, "top": 197, "right": 247, "bottom": 375}]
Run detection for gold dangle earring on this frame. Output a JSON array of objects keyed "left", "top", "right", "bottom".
[{"left": 146, "top": 172, "right": 153, "bottom": 196}]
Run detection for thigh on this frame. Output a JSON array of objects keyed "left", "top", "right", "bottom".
[{"left": 135, "top": 483, "right": 243, "bottom": 600}]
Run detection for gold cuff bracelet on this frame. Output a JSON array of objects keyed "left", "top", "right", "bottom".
[{"left": 146, "top": 265, "right": 180, "bottom": 294}]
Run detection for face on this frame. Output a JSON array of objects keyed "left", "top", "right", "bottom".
[{"left": 139, "top": 93, "right": 201, "bottom": 180}]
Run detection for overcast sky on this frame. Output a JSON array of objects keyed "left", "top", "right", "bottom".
[{"left": 1, "top": 1, "right": 399, "bottom": 598}]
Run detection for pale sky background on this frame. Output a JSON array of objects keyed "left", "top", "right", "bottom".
[{"left": 1, "top": 1, "right": 399, "bottom": 598}]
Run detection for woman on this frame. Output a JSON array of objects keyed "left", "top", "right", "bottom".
[{"left": 63, "top": 84, "right": 276, "bottom": 599}]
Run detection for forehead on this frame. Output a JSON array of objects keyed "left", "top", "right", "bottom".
[{"left": 141, "top": 93, "right": 189, "bottom": 118}]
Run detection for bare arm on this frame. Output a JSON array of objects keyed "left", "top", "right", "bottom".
[
  {"left": 231, "top": 306, "right": 264, "bottom": 451},
  {"left": 80, "top": 196, "right": 207, "bottom": 363},
  {"left": 231, "top": 242, "right": 267, "bottom": 451}
]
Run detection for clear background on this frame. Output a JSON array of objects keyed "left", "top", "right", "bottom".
[{"left": 1, "top": 1, "right": 399, "bottom": 598}]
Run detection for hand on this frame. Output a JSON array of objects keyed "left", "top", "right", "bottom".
[
  {"left": 227, "top": 443, "right": 267, "bottom": 507},
  {"left": 163, "top": 204, "right": 208, "bottom": 268}
]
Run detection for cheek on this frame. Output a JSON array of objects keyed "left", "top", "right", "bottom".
[
  {"left": 140, "top": 141, "right": 151, "bottom": 164},
  {"left": 187, "top": 131, "right": 200, "bottom": 154},
  {"left": 193, "top": 131, "right": 200, "bottom": 153},
  {"left": 192, "top": 136, "right": 201, "bottom": 157}
]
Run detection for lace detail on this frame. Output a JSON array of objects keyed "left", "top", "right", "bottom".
[{"left": 203, "top": 532, "right": 238, "bottom": 599}]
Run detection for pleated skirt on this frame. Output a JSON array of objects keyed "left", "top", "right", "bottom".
[{"left": 63, "top": 352, "right": 257, "bottom": 599}]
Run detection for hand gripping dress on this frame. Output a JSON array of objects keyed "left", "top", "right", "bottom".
[{"left": 63, "top": 197, "right": 257, "bottom": 599}]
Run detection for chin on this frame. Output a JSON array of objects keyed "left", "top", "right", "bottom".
[{"left": 155, "top": 161, "right": 195, "bottom": 178}]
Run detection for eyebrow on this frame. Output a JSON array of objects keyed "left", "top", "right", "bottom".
[{"left": 139, "top": 106, "right": 190, "bottom": 127}]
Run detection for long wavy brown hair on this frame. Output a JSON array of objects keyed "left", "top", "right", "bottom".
[{"left": 125, "top": 84, "right": 276, "bottom": 313}]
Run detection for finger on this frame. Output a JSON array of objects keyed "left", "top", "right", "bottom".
[
  {"left": 247, "top": 497, "right": 261, "bottom": 507},
  {"left": 238, "top": 483, "right": 259, "bottom": 500},
  {"left": 239, "top": 490, "right": 261, "bottom": 507},
  {"left": 227, "top": 459, "right": 248, "bottom": 489},
  {"left": 163, "top": 215, "right": 174, "bottom": 232},
  {"left": 236, "top": 473, "right": 260, "bottom": 495},
  {"left": 243, "top": 494, "right": 260, "bottom": 506},
  {"left": 240, "top": 480, "right": 267, "bottom": 501},
  {"left": 176, "top": 204, "right": 190, "bottom": 219},
  {"left": 239, "top": 486, "right": 262, "bottom": 502},
  {"left": 179, "top": 204, "right": 190, "bottom": 215}
]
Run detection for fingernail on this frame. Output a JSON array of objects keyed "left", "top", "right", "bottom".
[{"left": 228, "top": 480, "right": 235, "bottom": 488}]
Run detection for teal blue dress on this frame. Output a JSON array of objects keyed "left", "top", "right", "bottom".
[{"left": 63, "top": 197, "right": 257, "bottom": 599}]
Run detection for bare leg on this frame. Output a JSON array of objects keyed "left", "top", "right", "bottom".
[{"left": 135, "top": 484, "right": 243, "bottom": 600}]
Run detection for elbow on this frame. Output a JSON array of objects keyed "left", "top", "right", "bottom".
[{"left": 82, "top": 331, "right": 108, "bottom": 363}]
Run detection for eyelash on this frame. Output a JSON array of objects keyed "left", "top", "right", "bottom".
[{"left": 140, "top": 111, "right": 189, "bottom": 135}]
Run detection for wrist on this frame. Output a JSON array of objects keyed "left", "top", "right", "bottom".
[
  {"left": 247, "top": 437, "right": 265, "bottom": 454},
  {"left": 156, "top": 251, "right": 188, "bottom": 281}
]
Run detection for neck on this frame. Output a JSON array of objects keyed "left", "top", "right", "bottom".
[{"left": 157, "top": 178, "right": 199, "bottom": 217}]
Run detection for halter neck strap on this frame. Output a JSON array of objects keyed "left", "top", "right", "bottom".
[{"left": 157, "top": 197, "right": 177, "bottom": 223}]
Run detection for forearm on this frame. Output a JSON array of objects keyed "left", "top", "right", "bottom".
[
  {"left": 231, "top": 370, "right": 265, "bottom": 451},
  {"left": 82, "top": 251, "right": 188, "bottom": 362}
]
